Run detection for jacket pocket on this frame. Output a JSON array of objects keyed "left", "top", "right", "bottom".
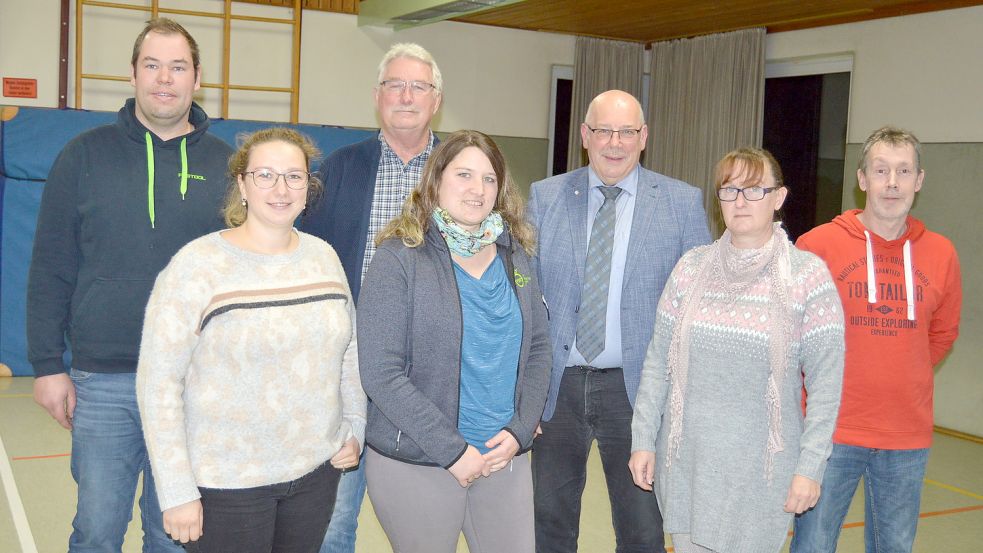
[{"left": 71, "top": 277, "right": 155, "bottom": 360}]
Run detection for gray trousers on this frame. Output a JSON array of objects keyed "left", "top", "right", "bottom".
[{"left": 365, "top": 448, "right": 534, "bottom": 553}]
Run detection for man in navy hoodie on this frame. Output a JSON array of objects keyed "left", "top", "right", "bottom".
[
  {"left": 300, "top": 43, "right": 442, "bottom": 553},
  {"left": 27, "top": 18, "right": 232, "bottom": 552}
]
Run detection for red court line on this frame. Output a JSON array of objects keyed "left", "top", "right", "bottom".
[
  {"left": 11, "top": 452, "right": 70, "bottom": 461},
  {"left": 784, "top": 504, "right": 983, "bottom": 535},
  {"left": 842, "top": 504, "right": 983, "bottom": 528}
]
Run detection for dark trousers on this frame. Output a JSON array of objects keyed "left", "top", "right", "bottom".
[
  {"left": 184, "top": 461, "right": 341, "bottom": 553},
  {"left": 533, "top": 367, "right": 665, "bottom": 553}
]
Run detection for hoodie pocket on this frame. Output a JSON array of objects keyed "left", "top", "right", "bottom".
[{"left": 71, "top": 277, "right": 155, "bottom": 360}]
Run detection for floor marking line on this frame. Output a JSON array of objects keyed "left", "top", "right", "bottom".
[
  {"left": 12, "top": 453, "right": 71, "bottom": 461},
  {"left": 924, "top": 478, "right": 983, "bottom": 501},
  {"left": 934, "top": 425, "right": 983, "bottom": 445},
  {"left": 838, "top": 504, "right": 983, "bottom": 529},
  {"left": 0, "top": 432, "right": 40, "bottom": 553}
]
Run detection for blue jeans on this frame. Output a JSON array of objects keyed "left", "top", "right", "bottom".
[
  {"left": 68, "top": 369, "right": 180, "bottom": 553},
  {"left": 318, "top": 458, "right": 366, "bottom": 553},
  {"left": 791, "top": 444, "right": 929, "bottom": 553},
  {"left": 185, "top": 461, "right": 341, "bottom": 553},
  {"left": 533, "top": 367, "right": 665, "bottom": 553}
]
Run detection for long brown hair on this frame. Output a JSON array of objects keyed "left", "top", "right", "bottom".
[{"left": 377, "top": 130, "right": 535, "bottom": 254}]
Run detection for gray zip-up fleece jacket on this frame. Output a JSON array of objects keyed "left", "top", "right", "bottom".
[{"left": 358, "top": 224, "right": 551, "bottom": 468}]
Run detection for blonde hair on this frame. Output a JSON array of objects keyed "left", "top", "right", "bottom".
[
  {"left": 223, "top": 127, "right": 322, "bottom": 228},
  {"left": 376, "top": 130, "right": 535, "bottom": 254}
]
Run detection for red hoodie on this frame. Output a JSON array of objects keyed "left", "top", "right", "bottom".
[{"left": 796, "top": 209, "right": 961, "bottom": 449}]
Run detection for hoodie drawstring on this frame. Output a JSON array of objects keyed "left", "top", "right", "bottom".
[
  {"left": 145, "top": 133, "right": 190, "bottom": 228},
  {"left": 180, "top": 137, "right": 188, "bottom": 200},
  {"left": 864, "top": 230, "right": 877, "bottom": 303},
  {"left": 903, "top": 240, "right": 915, "bottom": 321},
  {"left": 145, "top": 132, "right": 155, "bottom": 228},
  {"left": 864, "top": 229, "right": 916, "bottom": 321}
]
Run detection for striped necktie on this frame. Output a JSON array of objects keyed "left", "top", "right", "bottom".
[{"left": 576, "top": 185, "right": 623, "bottom": 363}]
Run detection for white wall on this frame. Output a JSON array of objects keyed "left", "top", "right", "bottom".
[
  {"left": 766, "top": 5, "right": 983, "bottom": 143},
  {"left": 0, "top": 0, "right": 574, "bottom": 138}
]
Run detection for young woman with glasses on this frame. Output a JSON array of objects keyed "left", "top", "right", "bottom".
[{"left": 136, "top": 127, "right": 365, "bottom": 553}]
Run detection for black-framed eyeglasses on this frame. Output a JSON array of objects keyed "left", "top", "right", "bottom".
[
  {"left": 585, "top": 125, "right": 643, "bottom": 141},
  {"left": 379, "top": 79, "right": 437, "bottom": 96},
  {"left": 243, "top": 169, "right": 310, "bottom": 190},
  {"left": 717, "top": 186, "right": 781, "bottom": 202}
]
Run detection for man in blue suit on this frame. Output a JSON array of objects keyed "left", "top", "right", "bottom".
[{"left": 528, "top": 89, "right": 711, "bottom": 552}]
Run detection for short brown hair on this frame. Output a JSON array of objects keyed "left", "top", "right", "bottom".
[
  {"left": 224, "top": 128, "right": 323, "bottom": 228},
  {"left": 131, "top": 18, "right": 200, "bottom": 71},
  {"left": 859, "top": 126, "right": 922, "bottom": 172},
  {"left": 377, "top": 130, "right": 535, "bottom": 254},
  {"left": 714, "top": 147, "right": 784, "bottom": 190}
]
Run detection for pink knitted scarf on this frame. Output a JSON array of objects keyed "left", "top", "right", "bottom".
[{"left": 665, "top": 223, "right": 794, "bottom": 480}]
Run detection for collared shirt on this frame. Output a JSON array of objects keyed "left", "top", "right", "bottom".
[
  {"left": 361, "top": 131, "right": 435, "bottom": 279},
  {"left": 567, "top": 165, "right": 639, "bottom": 369}
]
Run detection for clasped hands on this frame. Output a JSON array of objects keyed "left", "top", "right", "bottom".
[{"left": 448, "top": 430, "right": 519, "bottom": 487}]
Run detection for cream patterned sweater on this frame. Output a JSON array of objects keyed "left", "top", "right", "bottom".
[{"left": 136, "top": 230, "right": 365, "bottom": 511}]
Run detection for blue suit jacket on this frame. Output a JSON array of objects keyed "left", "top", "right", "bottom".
[
  {"left": 300, "top": 135, "right": 380, "bottom": 303},
  {"left": 527, "top": 165, "right": 711, "bottom": 420}
]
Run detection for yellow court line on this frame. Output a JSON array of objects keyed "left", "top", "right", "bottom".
[
  {"left": 0, "top": 394, "right": 33, "bottom": 399},
  {"left": 934, "top": 426, "right": 983, "bottom": 445},
  {"left": 925, "top": 478, "right": 983, "bottom": 501}
]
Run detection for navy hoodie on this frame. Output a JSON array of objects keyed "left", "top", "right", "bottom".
[{"left": 27, "top": 99, "right": 233, "bottom": 376}]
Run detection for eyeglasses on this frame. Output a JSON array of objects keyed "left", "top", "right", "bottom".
[
  {"left": 243, "top": 169, "right": 310, "bottom": 190},
  {"left": 717, "top": 186, "right": 780, "bottom": 202},
  {"left": 379, "top": 80, "right": 437, "bottom": 96},
  {"left": 585, "top": 126, "right": 643, "bottom": 141}
]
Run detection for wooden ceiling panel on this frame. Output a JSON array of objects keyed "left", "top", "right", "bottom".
[
  {"left": 453, "top": 0, "right": 983, "bottom": 43},
  {"left": 231, "top": 0, "right": 983, "bottom": 42}
]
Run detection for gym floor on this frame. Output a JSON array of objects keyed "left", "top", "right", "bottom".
[{"left": 2, "top": 376, "right": 981, "bottom": 552}]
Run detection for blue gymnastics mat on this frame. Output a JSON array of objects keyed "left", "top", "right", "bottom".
[{"left": 0, "top": 106, "right": 374, "bottom": 375}]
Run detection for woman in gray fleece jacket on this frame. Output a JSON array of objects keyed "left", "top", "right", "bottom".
[
  {"left": 629, "top": 148, "right": 845, "bottom": 553},
  {"left": 357, "top": 130, "right": 550, "bottom": 553}
]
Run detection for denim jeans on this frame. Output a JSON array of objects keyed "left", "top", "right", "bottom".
[
  {"left": 318, "top": 458, "right": 366, "bottom": 553},
  {"left": 68, "top": 369, "right": 180, "bottom": 553},
  {"left": 184, "top": 461, "right": 341, "bottom": 553},
  {"left": 791, "top": 444, "right": 929, "bottom": 553},
  {"left": 532, "top": 367, "right": 665, "bottom": 553}
]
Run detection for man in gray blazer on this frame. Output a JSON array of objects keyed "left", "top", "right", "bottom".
[{"left": 528, "top": 89, "right": 711, "bottom": 552}]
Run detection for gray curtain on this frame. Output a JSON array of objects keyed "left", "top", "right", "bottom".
[
  {"left": 644, "top": 28, "right": 765, "bottom": 236},
  {"left": 568, "top": 36, "right": 645, "bottom": 171}
]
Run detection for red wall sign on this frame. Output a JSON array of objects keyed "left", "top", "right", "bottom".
[{"left": 3, "top": 78, "right": 38, "bottom": 99}]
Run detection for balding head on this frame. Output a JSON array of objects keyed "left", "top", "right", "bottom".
[
  {"left": 581, "top": 90, "right": 648, "bottom": 186},
  {"left": 584, "top": 90, "right": 645, "bottom": 127}
]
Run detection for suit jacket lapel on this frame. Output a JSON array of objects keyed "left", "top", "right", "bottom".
[
  {"left": 566, "top": 174, "right": 590, "bottom": 285},
  {"left": 624, "top": 175, "right": 661, "bottom": 285}
]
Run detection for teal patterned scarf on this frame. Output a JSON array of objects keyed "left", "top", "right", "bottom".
[{"left": 432, "top": 207, "right": 504, "bottom": 257}]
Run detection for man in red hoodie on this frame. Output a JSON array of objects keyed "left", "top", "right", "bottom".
[{"left": 790, "top": 126, "right": 962, "bottom": 553}]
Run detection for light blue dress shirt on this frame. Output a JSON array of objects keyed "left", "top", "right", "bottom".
[{"left": 566, "top": 165, "right": 639, "bottom": 369}]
